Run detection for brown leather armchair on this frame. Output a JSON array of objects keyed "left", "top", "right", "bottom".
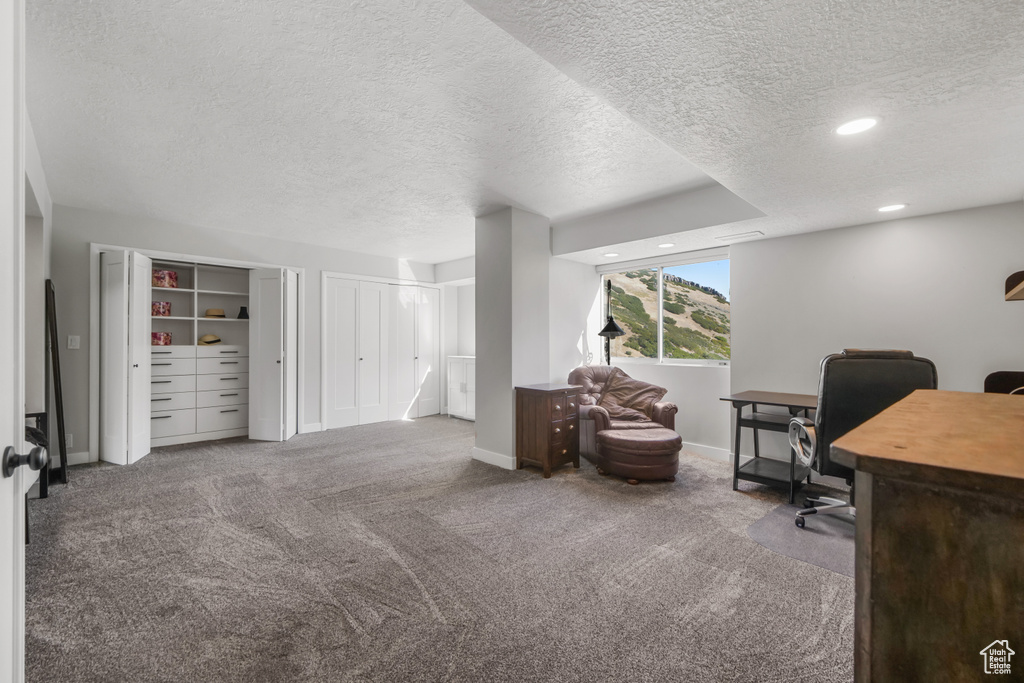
[{"left": 567, "top": 365, "right": 679, "bottom": 460}]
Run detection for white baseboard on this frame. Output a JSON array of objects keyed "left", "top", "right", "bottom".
[
  {"left": 64, "top": 451, "right": 92, "bottom": 467},
  {"left": 682, "top": 441, "right": 731, "bottom": 463},
  {"left": 300, "top": 422, "right": 322, "bottom": 434},
  {"left": 472, "top": 447, "right": 515, "bottom": 470}
]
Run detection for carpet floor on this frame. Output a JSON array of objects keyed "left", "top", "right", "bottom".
[{"left": 25, "top": 417, "right": 854, "bottom": 682}]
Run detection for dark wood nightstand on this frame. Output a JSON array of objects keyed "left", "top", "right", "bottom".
[{"left": 515, "top": 383, "right": 582, "bottom": 477}]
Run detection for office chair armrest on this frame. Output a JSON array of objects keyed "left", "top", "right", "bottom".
[
  {"left": 652, "top": 402, "right": 678, "bottom": 430},
  {"left": 788, "top": 417, "right": 816, "bottom": 468},
  {"left": 579, "top": 404, "right": 611, "bottom": 432}
]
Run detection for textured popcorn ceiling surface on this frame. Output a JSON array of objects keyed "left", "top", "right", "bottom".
[
  {"left": 471, "top": 0, "right": 1024, "bottom": 264},
  {"left": 26, "top": 0, "right": 712, "bottom": 263},
  {"left": 28, "top": 0, "right": 1024, "bottom": 265}
]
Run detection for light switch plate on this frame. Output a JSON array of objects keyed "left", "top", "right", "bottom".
[{"left": 67, "top": 335, "right": 80, "bottom": 350}]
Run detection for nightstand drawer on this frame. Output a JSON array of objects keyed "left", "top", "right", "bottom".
[
  {"left": 197, "top": 388, "right": 249, "bottom": 408},
  {"left": 151, "top": 357, "right": 196, "bottom": 376},
  {"left": 149, "top": 392, "right": 196, "bottom": 412},
  {"left": 197, "top": 405, "right": 248, "bottom": 433},
  {"left": 151, "top": 374, "right": 196, "bottom": 394},
  {"left": 197, "top": 357, "right": 249, "bottom": 375},
  {"left": 196, "top": 373, "right": 249, "bottom": 392},
  {"left": 150, "top": 408, "right": 196, "bottom": 438}
]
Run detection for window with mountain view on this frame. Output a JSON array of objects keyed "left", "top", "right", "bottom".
[{"left": 605, "top": 259, "right": 730, "bottom": 362}]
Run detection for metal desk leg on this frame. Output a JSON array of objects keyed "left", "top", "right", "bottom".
[
  {"left": 732, "top": 404, "right": 742, "bottom": 490},
  {"left": 752, "top": 403, "right": 760, "bottom": 459}
]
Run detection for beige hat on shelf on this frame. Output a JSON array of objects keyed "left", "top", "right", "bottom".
[
  {"left": 204, "top": 308, "right": 226, "bottom": 318},
  {"left": 197, "top": 334, "right": 222, "bottom": 345}
]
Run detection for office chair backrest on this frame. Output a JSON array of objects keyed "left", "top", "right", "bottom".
[
  {"left": 984, "top": 371, "right": 1024, "bottom": 395},
  {"left": 815, "top": 349, "right": 938, "bottom": 479}
]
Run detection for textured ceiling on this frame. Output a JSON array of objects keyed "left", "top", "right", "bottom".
[
  {"left": 470, "top": 0, "right": 1024, "bottom": 264},
  {"left": 26, "top": 0, "right": 714, "bottom": 264}
]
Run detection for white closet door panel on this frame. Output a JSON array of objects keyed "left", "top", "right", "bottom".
[
  {"left": 466, "top": 359, "right": 476, "bottom": 420},
  {"left": 389, "top": 285, "right": 418, "bottom": 420},
  {"left": 249, "top": 268, "right": 284, "bottom": 441},
  {"left": 415, "top": 287, "right": 440, "bottom": 417},
  {"left": 100, "top": 250, "right": 129, "bottom": 465},
  {"left": 448, "top": 358, "right": 466, "bottom": 417},
  {"left": 284, "top": 270, "right": 298, "bottom": 439},
  {"left": 358, "top": 281, "right": 389, "bottom": 424},
  {"left": 323, "top": 277, "right": 359, "bottom": 429},
  {"left": 128, "top": 251, "right": 153, "bottom": 463}
]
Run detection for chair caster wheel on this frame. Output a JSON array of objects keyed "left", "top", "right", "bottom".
[
  {"left": 627, "top": 479, "right": 640, "bottom": 486},
  {"left": 802, "top": 500, "right": 815, "bottom": 509},
  {"left": 795, "top": 517, "right": 805, "bottom": 529}
]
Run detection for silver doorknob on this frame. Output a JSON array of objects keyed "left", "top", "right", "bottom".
[{"left": 2, "top": 446, "right": 48, "bottom": 478}]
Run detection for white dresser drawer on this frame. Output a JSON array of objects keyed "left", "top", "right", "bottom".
[
  {"left": 150, "top": 346, "right": 196, "bottom": 359},
  {"left": 150, "top": 408, "right": 196, "bottom": 438},
  {"left": 197, "top": 388, "right": 249, "bottom": 408},
  {"left": 151, "top": 374, "right": 197, "bottom": 394},
  {"left": 197, "top": 357, "right": 249, "bottom": 375},
  {"left": 197, "top": 405, "right": 248, "bottom": 433},
  {"left": 149, "top": 391, "right": 196, "bottom": 412},
  {"left": 196, "top": 373, "right": 249, "bottom": 392},
  {"left": 197, "top": 345, "right": 248, "bottom": 358},
  {"left": 151, "top": 357, "right": 196, "bottom": 376}
]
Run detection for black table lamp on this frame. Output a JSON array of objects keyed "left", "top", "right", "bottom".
[{"left": 598, "top": 280, "right": 624, "bottom": 365}]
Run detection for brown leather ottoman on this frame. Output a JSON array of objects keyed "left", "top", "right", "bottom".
[{"left": 593, "top": 428, "right": 682, "bottom": 484}]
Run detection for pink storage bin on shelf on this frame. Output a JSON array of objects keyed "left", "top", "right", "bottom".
[
  {"left": 152, "top": 332, "right": 172, "bottom": 346},
  {"left": 152, "top": 301, "right": 171, "bottom": 317},
  {"left": 152, "top": 270, "right": 178, "bottom": 288}
]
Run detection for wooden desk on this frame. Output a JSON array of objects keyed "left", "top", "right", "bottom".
[
  {"left": 720, "top": 390, "right": 817, "bottom": 503},
  {"left": 832, "top": 389, "right": 1024, "bottom": 682}
]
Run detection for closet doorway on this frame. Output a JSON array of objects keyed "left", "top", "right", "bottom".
[{"left": 321, "top": 274, "right": 440, "bottom": 430}]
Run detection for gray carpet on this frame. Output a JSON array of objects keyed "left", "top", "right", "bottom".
[
  {"left": 25, "top": 417, "right": 853, "bottom": 682},
  {"left": 747, "top": 496, "right": 856, "bottom": 578}
]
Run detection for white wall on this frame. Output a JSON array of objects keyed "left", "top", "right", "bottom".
[
  {"left": 732, "top": 201, "right": 1024, "bottom": 395},
  {"left": 24, "top": 217, "right": 46, "bottom": 413},
  {"left": 51, "top": 204, "right": 435, "bottom": 459},
  {"left": 456, "top": 284, "right": 475, "bottom": 356},
  {"left": 548, "top": 257, "right": 601, "bottom": 381}
]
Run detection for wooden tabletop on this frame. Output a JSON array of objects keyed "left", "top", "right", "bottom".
[
  {"left": 832, "top": 390, "right": 1024, "bottom": 482},
  {"left": 720, "top": 390, "right": 818, "bottom": 410},
  {"left": 515, "top": 383, "right": 582, "bottom": 394}
]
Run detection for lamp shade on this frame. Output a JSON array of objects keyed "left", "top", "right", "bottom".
[{"left": 598, "top": 317, "right": 625, "bottom": 338}]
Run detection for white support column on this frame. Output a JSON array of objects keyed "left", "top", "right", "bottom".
[{"left": 473, "top": 207, "right": 550, "bottom": 468}]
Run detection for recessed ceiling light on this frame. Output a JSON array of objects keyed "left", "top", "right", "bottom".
[
  {"left": 878, "top": 204, "right": 906, "bottom": 212},
  {"left": 658, "top": 243, "right": 675, "bottom": 248},
  {"left": 603, "top": 252, "right": 619, "bottom": 258},
  {"left": 836, "top": 117, "right": 877, "bottom": 135}
]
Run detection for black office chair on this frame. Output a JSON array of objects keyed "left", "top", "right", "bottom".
[
  {"left": 788, "top": 349, "right": 938, "bottom": 529},
  {"left": 984, "top": 371, "right": 1024, "bottom": 395}
]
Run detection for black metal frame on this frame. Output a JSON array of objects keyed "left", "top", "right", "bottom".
[{"left": 725, "top": 397, "right": 815, "bottom": 503}]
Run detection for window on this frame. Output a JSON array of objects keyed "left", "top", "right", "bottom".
[{"left": 605, "top": 259, "right": 730, "bottom": 362}]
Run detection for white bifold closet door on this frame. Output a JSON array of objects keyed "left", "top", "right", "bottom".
[
  {"left": 249, "top": 268, "right": 298, "bottom": 441},
  {"left": 100, "top": 249, "right": 152, "bottom": 465},
  {"left": 389, "top": 285, "right": 440, "bottom": 420},
  {"left": 322, "top": 277, "right": 390, "bottom": 429}
]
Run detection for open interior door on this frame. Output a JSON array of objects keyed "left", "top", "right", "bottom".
[
  {"left": 100, "top": 250, "right": 151, "bottom": 465},
  {"left": 249, "top": 268, "right": 297, "bottom": 441}
]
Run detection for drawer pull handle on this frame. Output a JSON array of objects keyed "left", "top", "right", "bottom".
[
  {"left": 152, "top": 351, "right": 172, "bottom": 355},
  {"left": 152, "top": 398, "right": 172, "bottom": 402},
  {"left": 152, "top": 380, "right": 172, "bottom": 384},
  {"left": 554, "top": 404, "right": 562, "bottom": 410},
  {"left": 220, "top": 377, "right": 239, "bottom": 381},
  {"left": 568, "top": 424, "right": 574, "bottom": 430},
  {"left": 220, "top": 393, "right": 238, "bottom": 397},
  {"left": 220, "top": 351, "right": 239, "bottom": 354},
  {"left": 220, "top": 409, "right": 239, "bottom": 414},
  {"left": 569, "top": 403, "right": 576, "bottom": 409},
  {"left": 152, "top": 415, "right": 172, "bottom": 420},
  {"left": 153, "top": 363, "right": 173, "bottom": 366},
  {"left": 220, "top": 361, "right": 238, "bottom": 365},
  {"left": 562, "top": 449, "right": 568, "bottom": 455},
  {"left": 553, "top": 428, "right": 561, "bottom": 434}
]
